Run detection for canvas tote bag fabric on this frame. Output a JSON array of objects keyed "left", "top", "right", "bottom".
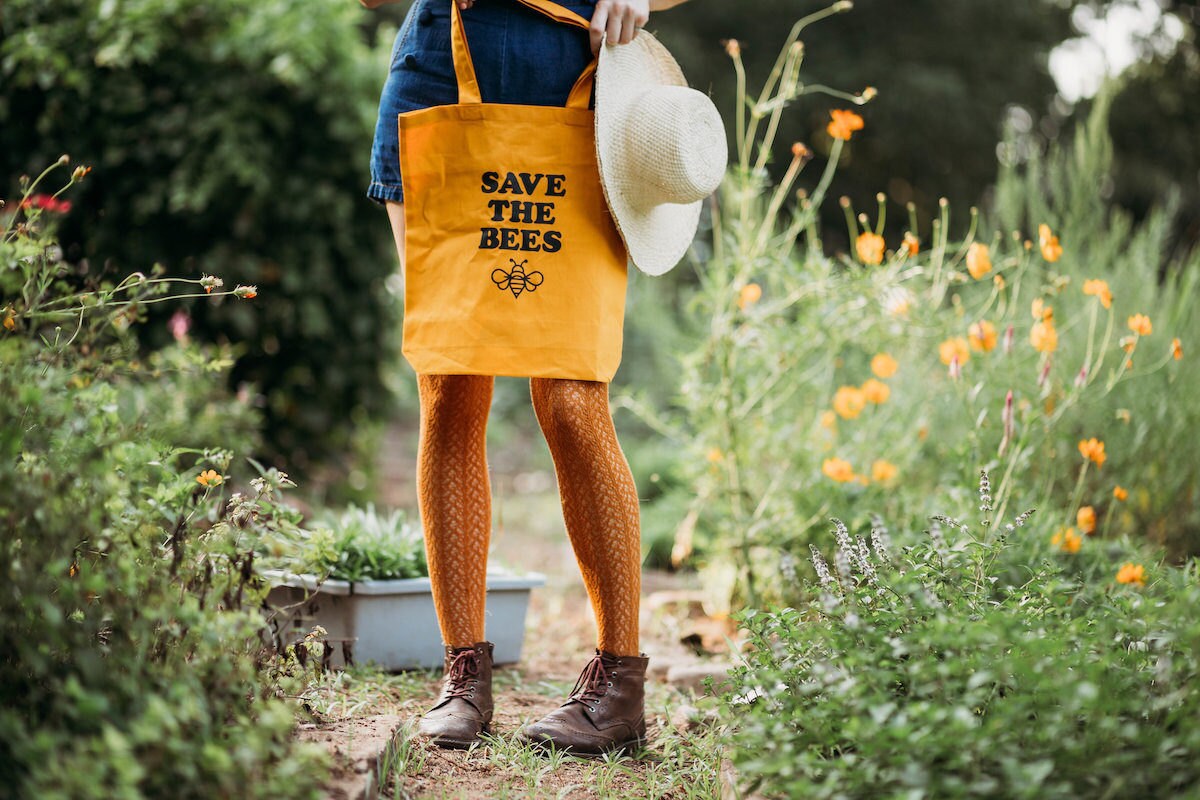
[{"left": 398, "top": 0, "right": 628, "bottom": 382}]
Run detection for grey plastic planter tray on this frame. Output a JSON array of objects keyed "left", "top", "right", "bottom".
[{"left": 264, "top": 571, "right": 545, "bottom": 671}]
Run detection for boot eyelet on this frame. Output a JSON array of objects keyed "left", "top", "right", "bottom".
[{"left": 607, "top": 681, "right": 613, "bottom": 687}]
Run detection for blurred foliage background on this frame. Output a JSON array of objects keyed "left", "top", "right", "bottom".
[{"left": 3, "top": 0, "right": 1198, "bottom": 542}]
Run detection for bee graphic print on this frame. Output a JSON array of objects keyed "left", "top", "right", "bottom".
[
  {"left": 397, "top": 0, "right": 628, "bottom": 381},
  {"left": 492, "top": 259, "right": 544, "bottom": 298}
]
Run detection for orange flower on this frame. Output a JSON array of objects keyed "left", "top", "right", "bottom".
[
  {"left": 938, "top": 337, "right": 971, "bottom": 367},
  {"left": 738, "top": 282, "right": 762, "bottom": 310},
  {"left": 1171, "top": 337, "right": 1182, "bottom": 360},
  {"left": 1078, "top": 438, "right": 1106, "bottom": 468},
  {"left": 966, "top": 243, "right": 992, "bottom": 280},
  {"left": 3, "top": 314, "right": 14, "bottom": 331},
  {"left": 1077, "top": 505, "right": 1096, "bottom": 535},
  {"left": 993, "top": 274, "right": 1006, "bottom": 290},
  {"left": 1038, "top": 223, "right": 1063, "bottom": 262},
  {"left": 870, "top": 459, "right": 898, "bottom": 483},
  {"left": 871, "top": 353, "right": 898, "bottom": 379},
  {"left": 833, "top": 386, "right": 867, "bottom": 419},
  {"left": 1031, "top": 298, "right": 1053, "bottom": 322},
  {"left": 968, "top": 320, "right": 998, "bottom": 352},
  {"left": 861, "top": 378, "right": 891, "bottom": 404},
  {"left": 1113, "top": 485, "right": 1128, "bottom": 501},
  {"left": 1051, "top": 526, "right": 1082, "bottom": 554},
  {"left": 706, "top": 448, "right": 724, "bottom": 463},
  {"left": 1030, "top": 319, "right": 1058, "bottom": 353},
  {"left": 827, "top": 109, "right": 865, "bottom": 141},
  {"left": 819, "top": 410, "right": 837, "bottom": 430},
  {"left": 1116, "top": 562, "right": 1146, "bottom": 587},
  {"left": 902, "top": 232, "right": 919, "bottom": 256},
  {"left": 1082, "top": 279, "right": 1112, "bottom": 309},
  {"left": 856, "top": 231, "right": 885, "bottom": 265},
  {"left": 822, "top": 457, "right": 856, "bottom": 483},
  {"left": 197, "top": 469, "right": 224, "bottom": 487},
  {"left": 234, "top": 285, "right": 258, "bottom": 300},
  {"left": 724, "top": 39, "right": 741, "bottom": 58},
  {"left": 1127, "top": 314, "right": 1152, "bottom": 336},
  {"left": 791, "top": 142, "right": 812, "bottom": 160}
]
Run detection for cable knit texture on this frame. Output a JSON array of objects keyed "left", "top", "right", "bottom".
[
  {"left": 417, "top": 374, "right": 495, "bottom": 648},
  {"left": 530, "top": 378, "right": 642, "bottom": 657},
  {"left": 417, "top": 374, "right": 641, "bottom": 656}
]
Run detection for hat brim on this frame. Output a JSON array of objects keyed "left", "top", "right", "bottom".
[{"left": 596, "top": 33, "right": 703, "bottom": 277}]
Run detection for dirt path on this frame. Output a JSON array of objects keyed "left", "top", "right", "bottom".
[{"left": 304, "top": 419, "right": 734, "bottom": 799}]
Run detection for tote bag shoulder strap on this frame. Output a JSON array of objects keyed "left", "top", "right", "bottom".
[{"left": 450, "top": 0, "right": 597, "bottom": 110}]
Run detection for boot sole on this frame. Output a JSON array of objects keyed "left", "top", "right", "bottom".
[{"left": 423, "top": 724, "right": 491, "bottom": 750}]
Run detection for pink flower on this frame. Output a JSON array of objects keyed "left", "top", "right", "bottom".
[{"left": 168, "top": 309, "right": 191, "bottom": 343}]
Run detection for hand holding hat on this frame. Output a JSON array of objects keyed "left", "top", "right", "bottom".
[{"left": 595, "top": 31, "right": 728, "bottom": 276}]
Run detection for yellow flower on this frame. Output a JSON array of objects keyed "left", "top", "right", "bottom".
[
  {"left": 968, "top": 320, "right": 997, "bottom": 352},
  {"left": 1030, "top": 319, "right": 1058, "bottom": 353},
  {"left": 938, "top": 337, "right": 971, "bottom": 367},
  {"left": 1172, "top": 337, "right": 1182, "bottom": 360},
  {"left": 1038, "top": 223, "right": 1063, "bottom": 262},
  {"left": 1031, "top": 298, "right": 1053, "bottom": 322},
  {"left": 3, "top": 314, "right": 14, "bottom": 331},
  {"left": 993, "top": 274, "right": 1006, "bottom": 290},
  {"left": 1127, "top": 313, "right": 1152, "bottom": 336},
  {"left": 706, "top": 448, "right": 724, "bottom": 463},
  {"left": 871, "top": 352, "right": 898, "bottom": 379},
  {"left": 1116, "top": 562, "right": 1146, "bottom": 587},
  {"left": 902, "top": 231, "right": 919, "bottom": 256},
  {"left": 197, "top": 469, "right": 224, "bottom": 487},
  {"left": 966, "top": 243, "right": 992, "bottom": 279},
  {"left": 1077, "top": 505, "right": 1096, "bottom": 535},
  {"left": 819, "top": 410, "right": 838, "bottom": 429},
  {"left": 832, "top": 386, "right": 867, "bottom": 419},
  {"left": 861, "top": 378, "right": 891, "bottom": 404},
  {"left": 822, "top": 457, "right": 856, "bottom": 483},
  {"left": 1113, "top": 485, "right": 1128, "bottom": 501},
  {"left": 827, "top": 109, "right": 865, "bottom": 141},
  {"left": 1082, "top": 279, "right": 1112, "bottom": 309},
  {"left": 856, "top": 231, "right": 885, "bottom": 265},
  {"left": 738, "top": 283, "right": 762, "bottom": 310},
  {"left": 1078, "top": 438, "right": 1106, "bottom": 468},
  {"left": 1051, "top": 526, "right": 1082, "bottom": 554},
  {"left": 870, "top": 459, "right": 898, "bottom": 483}
]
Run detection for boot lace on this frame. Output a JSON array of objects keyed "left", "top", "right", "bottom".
[
  {"left": 443, "top": 648, "right": 480, "bottom": 700},
  {"left": 569, "top": 652, "right": 617, "bottom": 711}
]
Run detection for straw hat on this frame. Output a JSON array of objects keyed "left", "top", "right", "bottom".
[{"left": 595, "top": 32, "right": 728, "bottom": 276}]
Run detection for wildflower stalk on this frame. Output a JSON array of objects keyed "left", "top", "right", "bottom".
[
  {"left": 741, "top": 0, "right": 853, "bottom": 169},
  {"left": 732, "top": 49, "right": 748, "bottom": 171},
  {"left": 752, "top": 44, "right": 805, "bottom": 175}
]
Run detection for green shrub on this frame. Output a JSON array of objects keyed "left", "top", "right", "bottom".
[
  {"left": 723, "top": 473, "right": 1200, "bottom": 798},
  {"left": 1, "top": 0, "right": 400, "bottom": 471},
  {"left": 0, "top": 164, "right": 326, "bottom": 798}
]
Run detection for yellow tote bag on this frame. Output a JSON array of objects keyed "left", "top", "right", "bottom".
[{"left": 398, "top": 0, "right": 628, "bottom": 382}]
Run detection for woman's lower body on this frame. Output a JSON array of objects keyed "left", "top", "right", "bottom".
[
  {"left": 417, "top": 373, "right": 642, "bottom": 658},
  {"left": 369, "top": 0, "right": 646, "bottom": 754}
]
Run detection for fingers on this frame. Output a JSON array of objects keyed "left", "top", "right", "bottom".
[
  {"left": 591, "top": 1, "right": 649, "bottom": 52},
  {"left": 590, "top": 3, "right": 609, "bottom": 54},
  {"left": 457, "top": 0, "right": 474, "bottom": 8}
]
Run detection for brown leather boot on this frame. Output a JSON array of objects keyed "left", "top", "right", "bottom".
[
  {"left": 417, "top": 641, "right": 494, "bottom": 749},
  {"left": 519, "top": 649, "right": 649, "bottom": 756}
]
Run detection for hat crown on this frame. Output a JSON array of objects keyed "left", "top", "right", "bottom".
[{"left": 623, "top": 86, "right": 727, "bottom": 206}]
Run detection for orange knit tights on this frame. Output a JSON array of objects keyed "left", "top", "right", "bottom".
[{"left": 416, "top": 374, "right": 642, "bottom": 657}]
